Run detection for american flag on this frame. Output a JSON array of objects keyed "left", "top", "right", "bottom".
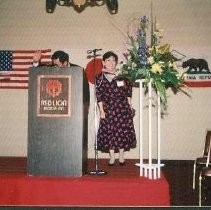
[{"left": 0, "top": 49, "right": 51, "bottom": 89}]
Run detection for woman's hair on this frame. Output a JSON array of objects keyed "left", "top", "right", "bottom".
[
  {"left": 51, "top": 50, "right": 69, "bottom": 64},
  {"left": 103, "top": 51, "right": 118, "bottom": 62}
]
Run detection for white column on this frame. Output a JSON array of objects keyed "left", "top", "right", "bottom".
[
  {"left": 148, "top": 79, "right": 152, "bottom": 179},
  {"left": 135, "top": 79, "right": 164, "bottom": 179},
  {"left": 157, "top": 91, "right": 161, "bottom": 178},
  {"left": 139, "top": 79, "right": 144, "bottom": 176}
]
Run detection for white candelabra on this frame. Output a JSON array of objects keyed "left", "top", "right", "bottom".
[{"left": 135, "top": 79, "right": 164, "bottom": 179}]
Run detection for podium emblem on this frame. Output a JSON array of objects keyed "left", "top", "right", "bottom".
[
  {"left": 46, "top": 79, "right": 62, "bottom": 98},
  {"left": 37, "top": 75, "right": 71, "bottom": 117}
]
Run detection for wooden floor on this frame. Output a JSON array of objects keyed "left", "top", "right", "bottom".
[{"left": 0, "top": 157, "right": 199, "bottom": 206}]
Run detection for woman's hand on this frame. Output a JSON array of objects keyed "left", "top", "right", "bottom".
[
  {"left": 98, "top": 101, "right": 106, "bottom": 119},
  {"left": 99, "top": 109, "right": 106, "bottom": 119}
]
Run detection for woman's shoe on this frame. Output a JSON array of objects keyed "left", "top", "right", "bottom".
[
  {"left": 119, "top": 161, "right": 125, "bottom": 166},
  {"left": 108, "top": 162, "right": 115, "bottom": 166},
  {"left": 108, "top": 150, "right": 115, "bottom": 166},
  {"left": 108, "top": 158, "right": 115, "bottom": 166}
]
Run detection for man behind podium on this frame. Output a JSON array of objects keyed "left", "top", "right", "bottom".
[{"left": 33, "top": 50, "right": 90, "bottom": 106}]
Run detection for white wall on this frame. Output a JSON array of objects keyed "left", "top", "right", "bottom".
[{"left": 0, "top": 0, "right": 211, "bottom": 160}]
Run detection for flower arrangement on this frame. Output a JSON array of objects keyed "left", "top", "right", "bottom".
[{"left": 118, "top": 16, "right": 185, "bottom": 110}]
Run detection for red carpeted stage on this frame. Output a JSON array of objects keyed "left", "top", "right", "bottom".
[{"left": 0, "top": 158, "right": 170, "bottom": 207}]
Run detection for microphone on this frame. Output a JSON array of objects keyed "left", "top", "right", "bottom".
[{"left": 87, "top": 49, "right": 102, "bottom": 54}]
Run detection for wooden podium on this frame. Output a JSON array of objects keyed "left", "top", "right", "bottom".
[{"left": 27, "top": 66, "right": 89, "bottom": 177}]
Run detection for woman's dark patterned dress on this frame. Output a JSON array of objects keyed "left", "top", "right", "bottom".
[{"left": 96, "top": 73, "right": 136, "bottom": 153}]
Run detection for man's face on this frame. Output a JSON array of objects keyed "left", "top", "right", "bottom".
[{"left": 52, "top": 58, "right": 68, "bottom": 67}]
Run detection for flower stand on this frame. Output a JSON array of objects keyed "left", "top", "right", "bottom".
[{"left": 135, "top": 79, "right": 164, "bottom": 179}]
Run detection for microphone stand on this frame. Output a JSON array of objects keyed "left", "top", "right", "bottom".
[{"left": 88, "top": 49, "right": 107, "bottom": 176}]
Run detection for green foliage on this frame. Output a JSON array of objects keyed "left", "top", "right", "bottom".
[{"left": 117, "top": 17, "right": 185, "bottom": 111}]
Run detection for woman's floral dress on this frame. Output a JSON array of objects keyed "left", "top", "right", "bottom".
[{"left": 96, "top": 73, "right": 136, "bottom": 153}]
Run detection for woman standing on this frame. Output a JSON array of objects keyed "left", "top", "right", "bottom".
[{"left": 96, "top": 51, "right": 136, "bottom": 166}]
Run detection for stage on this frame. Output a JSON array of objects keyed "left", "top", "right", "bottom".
[{"left": 0, "top": 158, "right": 170, "bottom": 207}]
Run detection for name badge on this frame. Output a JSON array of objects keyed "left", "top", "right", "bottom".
[{"left": 117, "top": 81, "right": 124, "bottom": 87}]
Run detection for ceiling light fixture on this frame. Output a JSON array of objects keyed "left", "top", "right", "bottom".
[
  {"left": 46, "top": 0, "right": 118, "bottom": 14},
  {"left": 72, "top": 0, "right": 86, "bottom": 7}
]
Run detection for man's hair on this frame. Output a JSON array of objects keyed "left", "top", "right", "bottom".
[
  {"left": 103, "top": 51, "right": 118, "bottom": 62},
  {"left": 51, "top": 51, "right": 69, "bottom": 64}
]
